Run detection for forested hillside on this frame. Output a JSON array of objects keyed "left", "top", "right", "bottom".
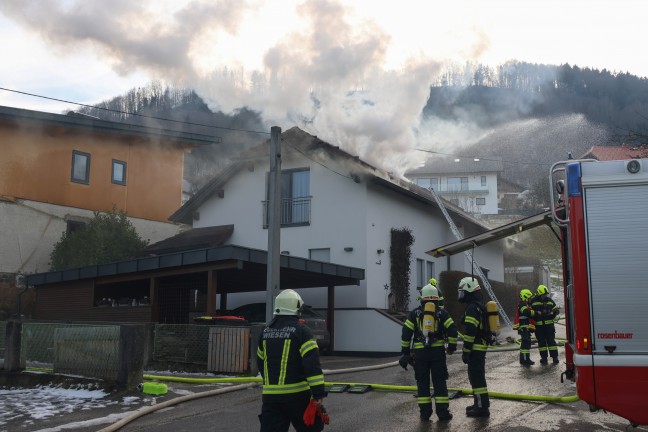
[{"left": 77, "top": 62, "right": 648, "bottom": 191}]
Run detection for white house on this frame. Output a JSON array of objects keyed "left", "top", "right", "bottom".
[
  {"left": 170, "top": 127, "right": 504, "bottom": 353},
  {"left": 405, "top": 156, "right": 504, "bottom": 215}
]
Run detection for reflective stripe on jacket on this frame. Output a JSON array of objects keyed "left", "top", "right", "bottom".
[{"left": 463, "top": 302, "right": 488, "bottom": 353}]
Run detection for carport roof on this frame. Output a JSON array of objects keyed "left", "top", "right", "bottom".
[
  {"left": 26, "top": 244, "right": 364, "bottom": 292},
  {"left": 426, "top": 209, "right": 555, "bottom": 258}
]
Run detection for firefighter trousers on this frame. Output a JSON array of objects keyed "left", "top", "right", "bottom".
[
  {"left": 519, "top": 329, "right": 533, "bottom": 363},
  {"left": 259, "top": 392, "right": 323, "bottom": 432},
  {"left": 414, "top": 347, "right": 451, "bottom": 418},
  {"left": 535, "top": 325, "right": 558, "bottom": 360},
  {"left": 467, "top": 350, "right": 490, "bottom": 409}
]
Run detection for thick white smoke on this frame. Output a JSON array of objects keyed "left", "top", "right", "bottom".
[{"left": 1, "top": 0, "right": 606, "bottom": 178}]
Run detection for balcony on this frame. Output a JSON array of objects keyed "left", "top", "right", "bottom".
[
  {"left": 262, "top": 196, "right": 312, "bottom": 228},
  {"left": 432, "top": 187, "right": 490, "bottom": 195}
]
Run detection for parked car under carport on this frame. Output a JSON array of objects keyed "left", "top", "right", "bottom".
[{"left": 231, "top": 302, "right": 331, "bottom": 353}]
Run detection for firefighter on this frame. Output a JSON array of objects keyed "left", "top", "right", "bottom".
[
  {"left": 514, "top": 289, "right": 536, "bottom": 366},
  {"left": 457, "top": 276, "right": 491, "bottom": 418},
  {"left": 257, "top": 289, "right": 326, "bottom": 432},
  {"left": 400, "top": 284, "right": 458, "bottom": 421},
  {"left": 532, "top": 285, "right": 560, "bottom": 365}
]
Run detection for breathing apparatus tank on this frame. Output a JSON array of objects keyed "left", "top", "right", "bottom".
[
  {"left": 422, "top": 301, "right": 436, "bottom": 346},
  {"left": 486, "top": 300, "right": 501, "bottom": 332}
]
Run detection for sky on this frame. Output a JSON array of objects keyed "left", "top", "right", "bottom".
[{"left": 0, "top": 0, "right": 645, "bottom": 172}]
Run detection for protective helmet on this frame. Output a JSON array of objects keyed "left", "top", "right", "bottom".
[
  {"left": 273, "top": 289, "right": 303, "bottom": 316},
  {"left": 536, "top": 285, "right": 549, "bottom": 296},
  {"left": 458, "top": 277, "right": 480, "bottom": 293},
  {"left": 420, "top": 284, "right": 439, "bottom": 301},
  {"left": 428, "top": 278, "right": 438, "bottom": 287},
  {"left": 457, "top": 277, "right": 480, "bottom": 302},
  {"left": 520, "top": 289, "right": 533, "bottom": 301}
]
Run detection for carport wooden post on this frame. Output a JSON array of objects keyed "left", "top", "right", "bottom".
[
  {"left": 265, "top": 126, "right": 282, "bottom": 322},
  {"left": 149, "top": 277, "right": 159, "bottom": 322},
  {"left": 327, "top": 285, "right": 335, "bottom": 352},
  {"left": 207, "top": 269, "right": 217, "bottom": 315}
]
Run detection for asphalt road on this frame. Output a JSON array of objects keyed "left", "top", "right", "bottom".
[{"left": 15, "top": 333, "right": 648, "bottom": 432}]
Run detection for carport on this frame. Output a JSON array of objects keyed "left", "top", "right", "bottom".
[{"left": 26, "top": 244, "right": 364, "bottom": 352}]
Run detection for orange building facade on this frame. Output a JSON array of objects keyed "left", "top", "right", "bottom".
[{"left": 0, "top": 106, "right": 217, "bottom": 222}]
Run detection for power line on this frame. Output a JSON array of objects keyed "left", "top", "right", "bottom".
[
  {"left": 416, "top": 148, "right": 553, "bottom": 166},
  {"left": 0, "top": 86, "right": 270, "bottom": 136}
]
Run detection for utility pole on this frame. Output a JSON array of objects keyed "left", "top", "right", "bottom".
[{"left": 265, "top": 126, "right": 282, "bottom": 323}]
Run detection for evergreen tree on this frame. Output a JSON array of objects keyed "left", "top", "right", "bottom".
[{"left": 49, "top": 209, "right": 148, "bottom": 271}]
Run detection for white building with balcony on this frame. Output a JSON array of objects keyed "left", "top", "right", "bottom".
[
  {"left": 169, "top": 127, "right": 504, "bottom": 353},
  {"left": 405, "top": 156, "right": 503, "bottom": 215}
]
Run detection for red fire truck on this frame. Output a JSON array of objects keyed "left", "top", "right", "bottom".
[
  {"left": 429, "top": 158, "right": 648, "bottom": 426},
  {"left": 549, "top": 157, "right": 648, "bottom": 426}
]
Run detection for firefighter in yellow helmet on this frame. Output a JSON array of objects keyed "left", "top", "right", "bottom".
[
  {"left": 457, "top": 276, "right": 490, "bottom": 417},
  {"left": 401, "top": 284, "right": 458, "bottom": 421},
  {"left": 257, "top": 289, "right": 326, "bottom": 432},
  {"left": 514, "top": 289, "right": 536, "bottom": 366},
  {"left": 531, "top": 285, "right": 560, "bottom": 365}
]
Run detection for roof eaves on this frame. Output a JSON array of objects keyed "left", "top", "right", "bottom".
[{"left": 0, "top": 105, "right": 221, "bottom": 146}]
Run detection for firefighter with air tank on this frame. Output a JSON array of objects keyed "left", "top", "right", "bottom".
[
  {"left": 457, "top": 276, "right": 492, "bottom": 417},
  {"left": 400, "top": 283, "right": 458, "bottom": 422},
  {"left": 531, "top": 284, "right": 560, "bottom": 365}
]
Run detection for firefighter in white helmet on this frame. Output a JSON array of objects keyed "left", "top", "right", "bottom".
[
  {"left": 257, "top": 289, "right": 326, "bottom": 431},
  {"left": 531, "top": 285, "right": 560, "bottom": 365},
  {"left": 457, "top": 276, "right": 491, "bottom": 417},
  {"left": 401, "top": 284, "right": 458, "bottom": 421}
]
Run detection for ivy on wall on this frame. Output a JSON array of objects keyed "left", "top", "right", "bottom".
[{"left": 390, "top": 227, "right": 414, "bottom": 312}]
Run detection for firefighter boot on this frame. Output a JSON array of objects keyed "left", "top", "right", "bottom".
[
  {"left": 466, "top": 407, "right": 490, "bottom": 418},
  {"left": 466, "top": 395, "right": 490, "bottom": 418},
  {"left": 540, "top": 356, "right": 549, "bottom": 365},
  {"left": 552, "top": 356, "right": 560, "bottom": 365},
  {"left": 466, "top": 395, "right": 479, "bottom": 413},
  {"left": 520, "top": 353, "right": 534, "bottom": 366},
  {"left": 420, "top": 405, "right": 432, "bottom": 421},
  {"left": 437, "top": 410, "right": 453, "bottom": 422}
]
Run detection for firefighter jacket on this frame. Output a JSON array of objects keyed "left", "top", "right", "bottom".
[
  {"left": 462, "top": 301, "right": 489, "bottom": 354},
  {"left": 531, "top": 296, "right": 559, "bottom": 326},
  {"left": 256, "top": 316, "right": 326, "bottom": 402},
  {"left": 401, "top": 305, "right": 458, "bottom": 353},
  {"left": 513, "top": 300, "right": 535, "bottom": 332}
]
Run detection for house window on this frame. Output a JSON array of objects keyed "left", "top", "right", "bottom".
[
  {"left": 481, "top": 176, "right": 487, "bottom": 186},
  {"left": 66, "top": 220, "right": 86, "bottom": 236},
  {"left": 112, "top": 160, "right": 127, "bottom": 185},
  {"left": 476, "top": 197, "right": 486, "bottom": 206},
  {"left": 416, "top": 259, "right": 425, "bottom": 289},
  {"left": 309, "top": 248, "right": 330, "bottom": 262},
  {"left": 447, "top": 177, "right": 468, "bottom": 191},
  {"left": 426, "top": 261, "right": 435, "bottom": 282},
  {"left": 71, "top": 150, "right": 90, "bottom": 184},
  {"left": 264, "top": 168, "right": 311, "bottom": 227},
  {"left": 416, "top": 177, "right": 439, "bottom": 191}
]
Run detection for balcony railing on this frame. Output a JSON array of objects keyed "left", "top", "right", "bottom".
[
  {"left": 432, "top": 187, "right": 489, "bottom": 195},
  {"left": 262, "top": 196, "right": 312, "bottom": 228}
]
